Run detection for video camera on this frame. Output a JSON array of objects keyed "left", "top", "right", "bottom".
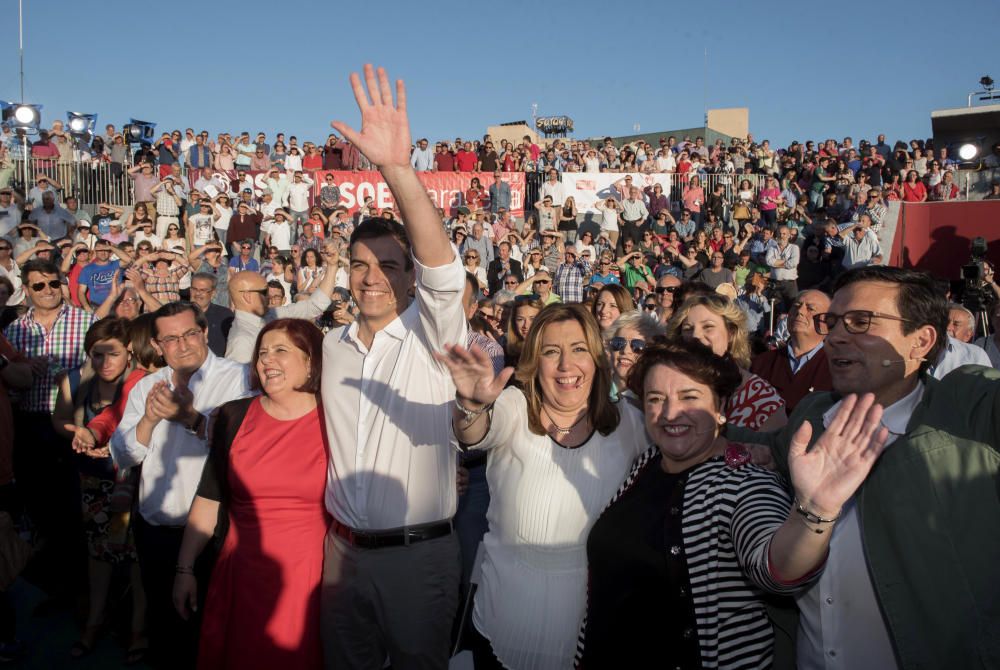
[{"left": 960, "top": 237, "right": 991, "bottom": 313}]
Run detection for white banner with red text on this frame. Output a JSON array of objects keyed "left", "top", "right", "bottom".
[
  {"left": 185, "top": 170, "right": 526, "bottom": 217},
  {"left": 557, "top": 172, "right": 672, "bottom": 213},
  {"left": 311, "top": 170, "right": 527, "bottom": 218}
]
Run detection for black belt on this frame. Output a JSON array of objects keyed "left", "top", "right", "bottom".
[{"left": 332, "top": 518, "right": 453, "bottom": 549}]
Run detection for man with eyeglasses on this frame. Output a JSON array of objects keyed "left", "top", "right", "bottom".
[
  {"left": 653, "top": 274, "right": 682, "bottom": 324},
  {"left": 4, "top": 259, "right": 95, "bottom": 600},
  {"left": 730, "top": 265, "right": 1000, "bottom": 670},
  {"left": 224, "top": 253, "right": 339, "bottom": 364},
  {"left": 188, "top": 272, "right": 233, "bottom": 356},
  {"left": 111, "top": 301, "right": 250, "bottom": 667}
]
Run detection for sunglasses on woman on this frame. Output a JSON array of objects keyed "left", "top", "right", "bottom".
[{"left": 608, "top": 337, "right": 646, "bottom": 353}]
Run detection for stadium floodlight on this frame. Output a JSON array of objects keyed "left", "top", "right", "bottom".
[
  {"left": 1, "top": 102, "right": 41, "bottom": 132},
  {"left": 958, "top": 143, "right": 979, "bottom": 161},
  {"left": 980, "top": 76, "right": 994, "bottom": 92},
  {"left": 123, "top": 119, "right": 156, "bottom": 144},
  {"left": 67, "top": 112, "right": 97, "bottom": 138}
]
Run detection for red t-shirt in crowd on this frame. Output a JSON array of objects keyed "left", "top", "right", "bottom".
[
  {"left": 455, "top": 150, "right": 477, "bottom": 172},
  {"left": 302, "top": 154, "right": 322, "bottom": 171},
  {"left": 435, "top": 152, "right": 456, "bottom": 171}
]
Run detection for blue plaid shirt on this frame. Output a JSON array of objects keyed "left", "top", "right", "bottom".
[{"left": 554, "top": 260, "right": 592, "bottom": 303}]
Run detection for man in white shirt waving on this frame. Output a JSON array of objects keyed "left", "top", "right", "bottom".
[{"left": 320, "top": 65, "right": 467, "bottom": 669}]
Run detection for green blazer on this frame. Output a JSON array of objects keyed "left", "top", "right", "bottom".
[{"left": 729, "top": 365, "right": 1000, "bottom": 670}]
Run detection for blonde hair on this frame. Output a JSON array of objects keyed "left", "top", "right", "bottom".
[
  {"left": 665, "top": 293, "right": 752, "bottom": 369},
  {"left": 514, "top": 304, "right": 619, "bottom": 436}
]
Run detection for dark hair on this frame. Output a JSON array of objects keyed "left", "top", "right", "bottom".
[
  {"left": 464, "top": 271, "right": 480, "bottom": 299},
  {"left": 0, "top": 276, "right": 12, "bottom": 296},
  {"left": 627, "top": 339, "right": 742, "bottom": 409},
  {"left": 350, "top": 217, "right": 414, "bottom": 271},
  {"left": 266, "top": 279, "right": 286, "bottom": 298},
  {"left": 832, "top": 266, "right": 948, "bottom": 373},
  {"left": 20, "top": 259, "right": 61, "bottom": 284},
  {"left": 128, "top": 313, "right": 165, "bottom": 369},
  {"left": 84, "top": 317, "right": 131, "bottom": 354},
  {"left": 151, "top": 301, "right": 208, "bottom": 339},
  {"left": 249, "top": 318, "right": 324, "bottom": 394}
]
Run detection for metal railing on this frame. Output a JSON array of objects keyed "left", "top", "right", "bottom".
[{"left": 3, "top": 157, "right": 137, "bottom": 213}]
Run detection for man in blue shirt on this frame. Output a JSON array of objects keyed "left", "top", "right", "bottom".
[
  {"left": 77, "top": 240, "right": 131, "bottom": 311},
  {"left": 488, "top": 171, "right": 511, "bottom": 214}
]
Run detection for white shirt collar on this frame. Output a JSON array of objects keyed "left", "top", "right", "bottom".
[{"left": 822, "top": 380, "right": 924, "bottom": 442}]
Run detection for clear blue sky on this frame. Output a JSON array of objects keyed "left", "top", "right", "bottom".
[{"left": 2, "top": 0, "right": 998, "bottom": 146}]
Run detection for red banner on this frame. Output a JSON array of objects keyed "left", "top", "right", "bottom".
[
  {"left": 186, "top": 170, "right": 526, "bottom": 217},
  {"left": 313, "top": 170, "right": 526, "bottom": 217}
]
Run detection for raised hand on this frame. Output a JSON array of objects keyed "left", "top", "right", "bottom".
[
  {"left": 434, "top": 343, "right": 513, "bottom": 407},
  {"left": 787, "top": 393, "right": 889, "bottom": 519},
  {"left": 330, "top": 64, "right": 411, "bottom": 170},
  {"left": 64, "top": 423, "right": 97, "bottom": 454}
]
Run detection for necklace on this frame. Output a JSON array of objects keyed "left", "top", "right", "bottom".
[{"left": 542, "top": 405, "right": 588, "bottom": 436}]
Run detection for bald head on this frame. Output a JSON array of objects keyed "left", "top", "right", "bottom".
[{"left": 229, "top": 271, "right": 268, "bottom": 316}]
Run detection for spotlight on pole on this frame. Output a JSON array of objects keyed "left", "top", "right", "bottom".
[
  {"left": 1, "top": 102, "right": 42, "bottom": 133},
  {"left": 67, "top": 112, "right": 97, "bottom": 138},
  {"left": 122, "top": 119, "right": 156, "bottom": 144}
]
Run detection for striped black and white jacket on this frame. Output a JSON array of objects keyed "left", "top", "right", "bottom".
[{"left": 578, "top": 445, "right": 816, "bottom": 669}]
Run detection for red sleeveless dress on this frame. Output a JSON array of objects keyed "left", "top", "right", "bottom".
[{"left": 198, "top": 399, "right": 329, "bottom": 669}]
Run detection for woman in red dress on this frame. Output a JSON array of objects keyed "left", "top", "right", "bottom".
[
  {"left": 902, "top": 169, "right": 928, "bottom": 202},
  {"left": 173, "top": 318, "right": 328, "bottom": 669}
]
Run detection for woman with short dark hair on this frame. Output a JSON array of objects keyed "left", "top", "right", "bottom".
[
  {"left": 580, "top": 340, "right": 889, "bottom": 668},
  {"left": 173, "top": 318, "right": 328, "bottom": 669}
]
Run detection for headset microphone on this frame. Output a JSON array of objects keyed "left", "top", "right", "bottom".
[{"left": 881, "top": 357, "right": 925, "bottom": 367}]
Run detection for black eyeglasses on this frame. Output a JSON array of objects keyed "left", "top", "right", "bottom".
[
  {"left": 655, "top": 286, "right": 679, "bottom": 294},
  {"left": 241, "top": 246, "right": 252, "bottom": 250},
  {"left": 642, "top": 303, "right": 657, "bottom": 311},
  {"left": 533, "top": 279, "right": 551, "bottom": 285},
  {"left": 608, "top": 337, "right": 646, "bottom": 353},
  {"left": 813, "top": 310, "right": 914, "bottom": 335},
  {"left": 30, "top": 279, "right": 62, "bottom": 291},
  {"left": 0, "top": 246, "right": 10, "bottom": 252}
]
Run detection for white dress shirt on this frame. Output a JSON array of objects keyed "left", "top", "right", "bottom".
[
  {"left": 321, "top": 252, "right": 467, "bottom": 530},
  {"left": 766, "top": 241, "right": 800, "bottom": 281},
  {"left": 796, "top": 382, "right": 924, "bottom": 670},
  {"left": 287, "top": 176, "right": 314, "bottom": 212},
  {"left": 111, "top": 352, "right": 252, "bottom": 526},
  {"left": 224, "top": 290, "right": 332, "bottom": 364},
  {"left": 931, "top": 336, "right": 992, "bottom": 379}
]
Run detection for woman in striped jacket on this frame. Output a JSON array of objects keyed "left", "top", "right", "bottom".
[{"left": 579, "top": 340, "right": 888, "bottom": 669}]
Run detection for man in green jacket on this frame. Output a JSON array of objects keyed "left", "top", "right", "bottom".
[{"left": 731, "top": 265, "right": 1000, "bottom": 670}]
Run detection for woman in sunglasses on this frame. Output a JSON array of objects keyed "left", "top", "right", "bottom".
[
  {"left": 463, "top": 249, "right": 487, "bottom": 293},
  {"left": 604, "top": 311, "right": 664, "bottom": 402}
]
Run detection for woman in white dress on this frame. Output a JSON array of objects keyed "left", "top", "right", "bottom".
[{"left": 437, "top": 304, "right": 646, "bottom": 670}]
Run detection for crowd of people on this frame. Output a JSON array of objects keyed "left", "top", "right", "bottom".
[{"left": 0, "top": 64, "right": 997, "bottom": 670}]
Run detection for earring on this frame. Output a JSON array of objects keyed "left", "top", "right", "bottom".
[{"left": 717, "top": 414, "right": 727, "bottom": 425}]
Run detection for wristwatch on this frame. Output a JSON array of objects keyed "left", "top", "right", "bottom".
[{"left": 184, "top": 412, "right": 205, "bottom": 436}]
